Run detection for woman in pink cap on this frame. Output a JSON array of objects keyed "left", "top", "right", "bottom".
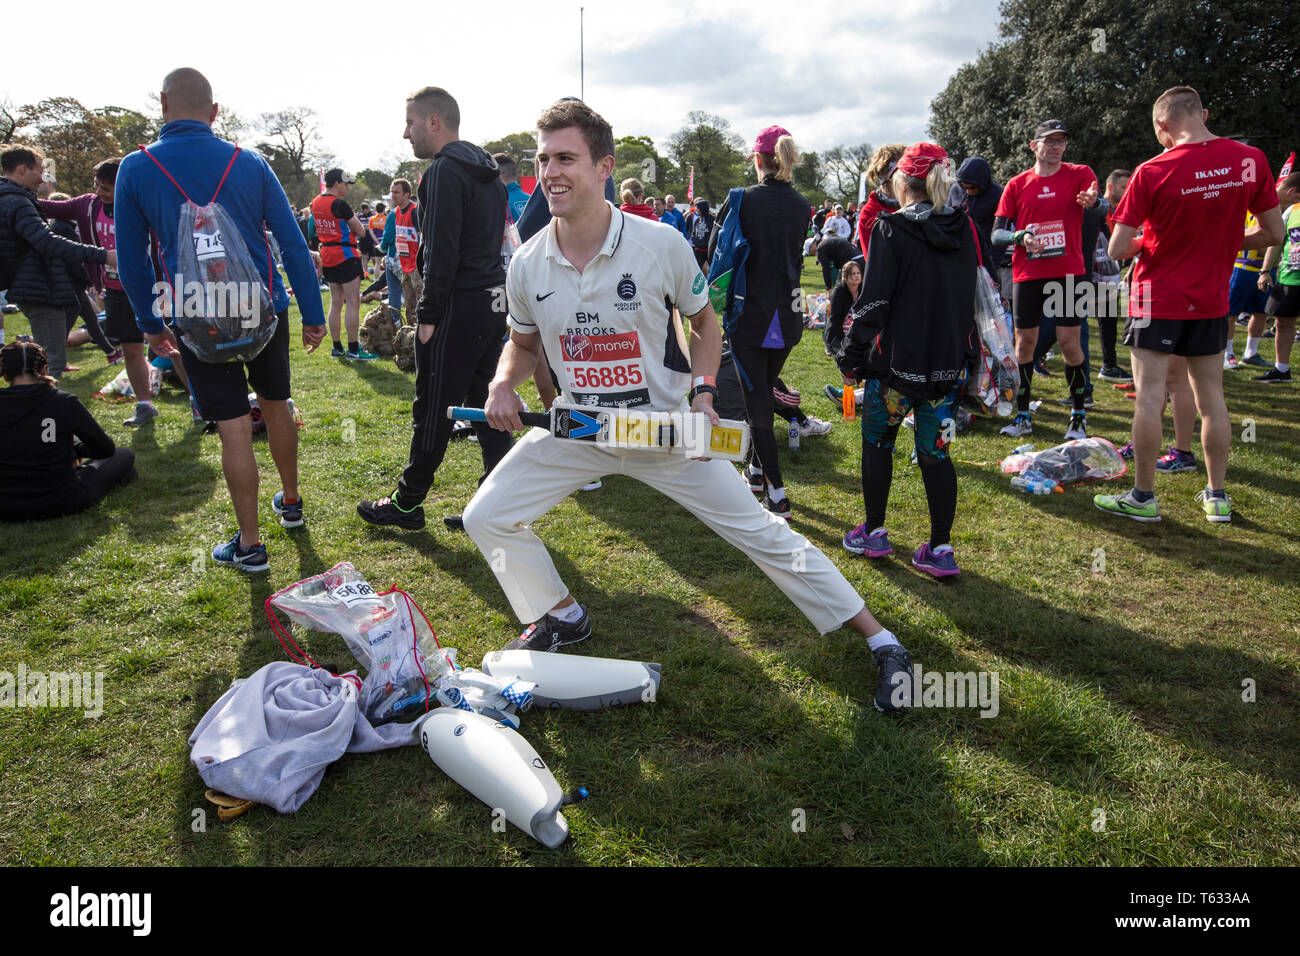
[
  {"left": 708, "top": 125, "right": 811, "bottom": 519},
  {"left": 835, "top": 142, "right": 978, "bottom": 577}
]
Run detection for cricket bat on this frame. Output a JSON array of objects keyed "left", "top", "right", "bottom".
[{"left": 446, "top": 402, "right": 751, "bottom": 462}]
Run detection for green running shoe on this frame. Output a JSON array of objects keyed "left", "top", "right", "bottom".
[
  {"left": 1194, "top": 489, "right": 1232, "bottom": 523},
  {"left": 1094, "top": 489, "right": 1161, "bottom": 522}
]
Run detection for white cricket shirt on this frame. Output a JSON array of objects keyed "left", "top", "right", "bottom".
[{"left": 507, "top": 201, "right": 710, "bottom": 412}]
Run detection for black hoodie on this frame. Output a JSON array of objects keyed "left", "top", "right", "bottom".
[
  {"left": 415, "top": 141, "right": 508, "bottom": 326},
  {"left": 948, "top": 157, "right": 1005, "bottom": 274},
  {"left": 686, "top": 199, "right": 715, "bottom": 249},
  {"left": 0, "top": 384, "right": 116, "bottom": 519},
  {"left": 837, "top": 202, "right": 978, "bottom": 401}
]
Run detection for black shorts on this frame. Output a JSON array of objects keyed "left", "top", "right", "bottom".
[
  {"left": 1124, "top": 315, "right": 1228, "bottom": 357},
  {"left": 1266, "top": 283, "right": 1300, "bottom": 319},
  {"left": 1012, "top": 276, "right": 1087, "bottom": 329},
  {"left": 103, "top": 288, "right": 143, "bottom": 344},
  {"left": 180, "top": 310, "right": 291, "bottom": 422},
  {"left": 322, "top": 259, "right": 364, "bottom": 285}
]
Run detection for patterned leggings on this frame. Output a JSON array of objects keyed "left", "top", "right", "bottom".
[{"left": 858, "top": 379, "right": 957, "bottom": 547}]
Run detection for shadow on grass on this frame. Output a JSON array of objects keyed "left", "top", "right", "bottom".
[
  {"left": 171, "top": 592, "right": 984, "bottom": 865},
  {"left": 879, "top": 565, "right": 1300, "bottom": 790},
  {"left": 958, "top": 463, "right": 1300, "bottom": 588}
]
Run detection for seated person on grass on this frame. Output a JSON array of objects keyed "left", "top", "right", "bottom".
[{"left": 0, "top": 340, "right": 136, "bottom": 521}]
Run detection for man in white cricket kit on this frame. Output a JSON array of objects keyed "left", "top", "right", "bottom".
[{"left": 464, "top": 101, "right": 914, "bottom": 712}]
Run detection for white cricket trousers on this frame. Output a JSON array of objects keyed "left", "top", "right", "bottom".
[{"left": 462, "top": 428, "right": 866, "bottom": 634}]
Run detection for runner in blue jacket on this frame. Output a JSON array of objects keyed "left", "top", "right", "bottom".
[{"left": 113, "top": 68, "right": 327, "bottom": 574}]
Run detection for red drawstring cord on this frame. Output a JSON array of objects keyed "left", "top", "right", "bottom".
[{"left": 262, "top": 583, "right": 452, "bottom": 711}]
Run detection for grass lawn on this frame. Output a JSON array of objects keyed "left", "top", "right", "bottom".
[{"left": 2, "top": 263, "right": 1298, "bottom": 866}]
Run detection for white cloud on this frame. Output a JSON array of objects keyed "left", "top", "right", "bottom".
[{"left": 4, "top": 0, "right": 1002, "bottom": 170}]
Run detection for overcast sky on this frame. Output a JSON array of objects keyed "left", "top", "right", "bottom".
[{"left": 6, "top": 0, "right": 1004, "bottom": 172}]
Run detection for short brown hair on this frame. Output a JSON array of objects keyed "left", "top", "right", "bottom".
[
  {"left": 94, "top": 158, "right": 122, "bottom": 184},
  {"left": 407, "top": 86, "right": 460, "bottom": 131},
  {"left": 1, "top": 144, "right": 44, "bottom": 175},
  {"left": 536, "top": 100, "right": 614, "bottom": 165},
  {"left": 1154, "top": 86, "right": 1203, "bottom": 122},
  {"left": 866, "top": 143, "right": 906, "bottom": 187},
  {"left": 390, "top": 178, "right": 412, "bottom": 196},
  {"left": 493, "top": 153, "right": 517, "bottom": 179},
  {"left": 1106, "top": 168, "right": 1131, "bottom": 185},
  {"left": 1281, "top": 171, "right": 1300, "bottom": 193}
]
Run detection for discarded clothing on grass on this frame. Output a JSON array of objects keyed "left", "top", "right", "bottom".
[{"left": 188, "top": 661, "right": 419, "bottom": 813}]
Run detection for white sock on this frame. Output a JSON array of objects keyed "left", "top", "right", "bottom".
[
  {"left": 933, "top": 544, "right": 953, "bottom": 554},
  {"left": 867, "top": 629, "right": 900, "bottom": 651},
  {"left": 768, "top": 486, "right": 786, "bottom": 503},
  {"left": 551, "top": 602, "right": 584, "bottom": 623},
  {"left": 1278, "top": 362, "right": 1291, "bottom": 373},
  {"left": 0, "top": 330, "right": 5, "bottom": 345},
  {"left": 137, "top": 400, "right": 154, "bottom": 409},
  {"left": 870, "top": 526, "right": 886, "bottom": 535},
  {"left": 1225, "top": 342, "right": 1235, "bottom": 357},
  {"left": 1245, "top": 336, "right": 1261, "bottom": 358}
]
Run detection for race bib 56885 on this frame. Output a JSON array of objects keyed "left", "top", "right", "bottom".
[{"left": 559, "top": 330, "right": 651, "bottom": 408}]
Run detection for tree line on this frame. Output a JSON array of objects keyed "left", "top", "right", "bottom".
[
  {"left": 928, "top": 0, "right": 1300, "bottom": 186},
  {"left": 2, "top": 95, "right": 875, "bottom": 210}
]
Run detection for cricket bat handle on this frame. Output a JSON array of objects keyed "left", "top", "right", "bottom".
[{"left": 446, "top": 406, "right": 551, "bottom": 429}]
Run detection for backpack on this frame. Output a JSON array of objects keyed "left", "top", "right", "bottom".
[
  {"left": 393, "top": 324, "right": 417, "bottom": 372},
  {"left": 359, "top": 303, "right": 399, "bottom": 355},
  {"left": 706, "top": 187, "right": 749, "bottom": 340},
  {"left": 139, "top": 145, "right": 277, "bottom": 364}
]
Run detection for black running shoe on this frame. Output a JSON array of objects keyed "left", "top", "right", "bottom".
[
  {"left": 506, "top": 605, "right": 592, "bottom": 652},
  {"left": 443, "top": 514, "right": 465, "bottom": 531},
  {"left": 760, "top": 493, "right": 792, "bottom": 520},
  {"left": 357, "top": 495, "right": 426, "bottom": 530},
  {"left": 1253, "top": 367, "right": 1293, "bottom": 384},
  {"left": 873, "top": 644, "right": 914, "bottom": 714}
]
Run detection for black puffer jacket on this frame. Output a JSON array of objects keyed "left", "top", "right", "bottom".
[
  {"left": 0, "top": 179, "right": 106, "bottom": 306},
  {"left": 837, "top": 201, "right": 978, "bottom": 401}
]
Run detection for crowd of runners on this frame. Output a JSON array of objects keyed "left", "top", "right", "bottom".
[{"left": 0, "top": 69, "right": 1292, "bottom": 712}]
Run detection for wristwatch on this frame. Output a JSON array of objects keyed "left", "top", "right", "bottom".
[{"left": 689, "top": 383, "right": 718, "bottom": 403}]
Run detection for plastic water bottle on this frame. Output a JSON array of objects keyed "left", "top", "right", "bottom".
[
  {"left": 788, "top": 420, "right": 800, "bottom": 451},
  {"left": 842, "top": 385, "right": 857, "bottom": 421},
  {"left": 1010, "top": 473, "right": 1061, "bottom": 495}
]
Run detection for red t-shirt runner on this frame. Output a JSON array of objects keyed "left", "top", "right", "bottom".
[
  {"left": 995, "top": 162, "right": 1098, "bottom": 282},
  {"left": 1112, "top": 138, "right": 1278, "bottom": 320}
]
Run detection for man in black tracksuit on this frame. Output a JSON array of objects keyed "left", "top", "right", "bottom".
[{"left": 358, "top": 87, "right": 511, "bottom": 531}]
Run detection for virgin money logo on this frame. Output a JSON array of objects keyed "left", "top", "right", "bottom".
[
  {"left": 590, "top": 333, "right": 641, "bottom": 358},
  {"left": 563, "top": 333, "right": 593, "bottom": 361},
  {"left": 560, "top": 331, "right": 642, "bottom": 361}
]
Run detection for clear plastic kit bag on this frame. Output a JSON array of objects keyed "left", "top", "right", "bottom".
[
  {"left": 1000, "top": 437, "right": 1128, "bottom": 485},
  {"left": 265, "top": 563, "right": 534, "bottom": 727},
  {"left": 974, "top": 267, "right": 1017, "bottom": 374},
  {"left": 139, "top": 145, "right": 277, "bottom": 364}
]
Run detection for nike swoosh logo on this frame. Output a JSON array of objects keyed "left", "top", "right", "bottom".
[{"left": 536, "top": 291, "right": 556, "bottom": 301}]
